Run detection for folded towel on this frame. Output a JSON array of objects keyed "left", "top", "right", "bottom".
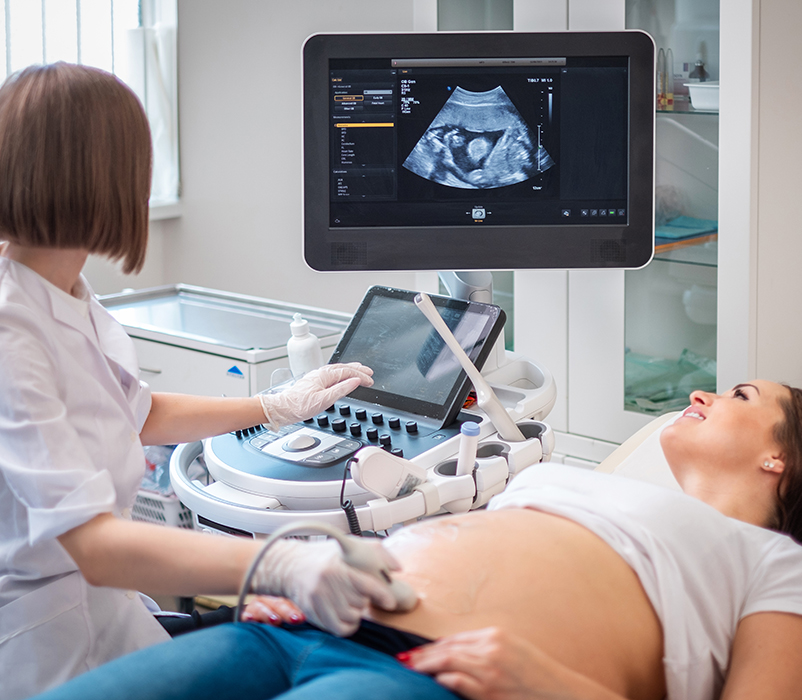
[{"left": 655, "top": 215, "right": 718, "bottom": 240}]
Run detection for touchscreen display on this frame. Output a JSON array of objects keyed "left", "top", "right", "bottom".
[{"left": 330, "top": 287, "right": 504, "bottom": 426}]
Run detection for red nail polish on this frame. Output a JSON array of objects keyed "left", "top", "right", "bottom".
[{"left": 395, "top": 652, "right": 410, "bottom": 661}]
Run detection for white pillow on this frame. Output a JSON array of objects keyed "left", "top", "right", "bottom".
[{"left": 595, "top": 412, "right": 682, "bottom": 491}]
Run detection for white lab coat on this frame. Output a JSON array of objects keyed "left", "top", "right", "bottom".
[{"left": 0, "top": 255, "right": 169, "bottom": 700}]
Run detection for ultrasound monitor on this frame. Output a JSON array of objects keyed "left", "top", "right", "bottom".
[{"left": 303, "top": 31, "right": 655, "bottom": 272}]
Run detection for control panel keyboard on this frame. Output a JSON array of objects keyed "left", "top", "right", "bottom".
[{"left": 220, "top": 399, "right": 474, "bottom": 480}]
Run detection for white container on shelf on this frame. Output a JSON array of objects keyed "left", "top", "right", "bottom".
[{"left": 686, "top": 81, "right": 719, "bottom": 111}]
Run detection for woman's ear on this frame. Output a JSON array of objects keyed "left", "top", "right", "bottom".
[{"left": 761, "top": 457, "right": 786, "bottom": 474}]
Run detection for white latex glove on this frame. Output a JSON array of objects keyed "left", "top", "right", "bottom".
[
  {"left": 258, "top": 362, "right": 373, "bottom": 431},
  {"left": 252, "top": 537, "right": 401, "bottom": 637}
]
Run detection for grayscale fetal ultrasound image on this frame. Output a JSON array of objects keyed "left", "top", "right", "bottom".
[{"left": 402, "top": 86, "right": 554, "bottom": 190}]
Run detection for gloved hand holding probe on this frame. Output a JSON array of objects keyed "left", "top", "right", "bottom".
[
  {"left": 252, "top": 537, "right": 403, "bottom": 636},
  {"left": 258, "top": 362, "right": 374, "bottom": 430}
]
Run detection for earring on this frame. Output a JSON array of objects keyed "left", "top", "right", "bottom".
[{"left": 764, "top": 460, "right": 775, "bottom": 470}]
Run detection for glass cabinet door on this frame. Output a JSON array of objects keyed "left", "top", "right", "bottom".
[{"left": 624, "top": 0, "right": 720, "bottom": 416}]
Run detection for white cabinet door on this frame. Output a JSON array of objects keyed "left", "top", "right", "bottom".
[
  {"left": 133, "top": 339, "right": 254, "bottom": 397},
  {"left": 567, "top": 269, "right": 654, "bottom": 444}
]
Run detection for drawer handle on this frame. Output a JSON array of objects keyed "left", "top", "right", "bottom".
[{"left": 139, "top": 367, "right": 163, "bottom": 375}]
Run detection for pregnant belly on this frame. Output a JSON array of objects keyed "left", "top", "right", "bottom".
[{"left": 369, "top": 509, "right": 666, "bottom": 700}]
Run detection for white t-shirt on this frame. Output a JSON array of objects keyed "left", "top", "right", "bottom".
[
  {"left": 488, "top": 464, "right": 802, "bottom": 700},
  {"left": 0, "top": 256, "right": 169, "bottom": 700}
]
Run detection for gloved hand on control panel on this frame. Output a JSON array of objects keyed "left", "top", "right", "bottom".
[{"left": 258, "top": 363, "right": 373, "bottom": 431}]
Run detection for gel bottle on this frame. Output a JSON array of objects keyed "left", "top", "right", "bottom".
[{"left": 287, "top": 313, "right": 323, "bottom": 378}]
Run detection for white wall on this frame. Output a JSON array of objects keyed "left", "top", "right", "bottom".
[
  {"left": 85, "top": 0, "right": 428, "bottom": 310},
  {"left": 82, "top": 220, "right": 167, "bottom": 295},
  {"left": 754, "top": 0, "right": 802, "bottom": 386},
  {"left": 153, "top": 0, "right": 426, "bottom": 314},
  {"left": 718, "top": 0, "right": 802, "bottom": 390}
]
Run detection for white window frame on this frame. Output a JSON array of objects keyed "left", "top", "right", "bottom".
[{"left": 0, "top": 0, "right": 180, "bottom": 218}]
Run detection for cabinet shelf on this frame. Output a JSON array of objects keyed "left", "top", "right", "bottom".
[
  {"left": 657, "top": 95, "right": 718, "bottom": 116},
  {"left": 654, "top": 238, "right": 718, "bottom": 268}
]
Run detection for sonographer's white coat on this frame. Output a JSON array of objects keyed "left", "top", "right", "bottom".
[{"left": 0, "top": 256, "right": 169, "bottom": 700}]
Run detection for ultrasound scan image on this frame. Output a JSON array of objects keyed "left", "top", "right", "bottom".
[{"left": 403, "top": 86, "right": 554, "bottom": 189}]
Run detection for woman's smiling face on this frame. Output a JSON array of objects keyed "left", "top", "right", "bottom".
[{"left": 660, "top": 380, "right": 789, "bottom": 481}]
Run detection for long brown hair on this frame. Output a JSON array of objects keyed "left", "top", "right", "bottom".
[
  {"left": 773, "top": 385, "right": 802, "bottom": 542},
  {"left": 0, "top": 63, "right": 152, "bottom": 274}
]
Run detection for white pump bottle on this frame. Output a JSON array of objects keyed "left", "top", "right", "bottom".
[{"left": 286, "top": 313, "right": 324, "bottom": 378}]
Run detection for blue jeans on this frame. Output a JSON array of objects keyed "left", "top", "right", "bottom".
[{"left": 31, "top": 622, "right": 459, "bottom": 700}]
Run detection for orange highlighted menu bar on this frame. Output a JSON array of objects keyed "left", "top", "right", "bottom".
[{"left": 334, "top": 123, "right": 394, "bottom": 128}]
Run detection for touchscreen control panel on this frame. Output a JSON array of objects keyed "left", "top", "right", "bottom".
[{"left": 208, "top": 286, "right": 504, "bottom": 483}]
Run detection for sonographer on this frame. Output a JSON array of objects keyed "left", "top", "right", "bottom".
[{"left": 0, "top": 62, "right": 401, "bottom": 700}]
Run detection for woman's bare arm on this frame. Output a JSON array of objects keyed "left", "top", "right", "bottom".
[
  {"left": 720, "top": 612, "right": 802, "bottom": 699},
  {"left": 139, "top": 363, "right": 375, "bottom": 446},
  {"left": 139, "top": 393, "right": 265, "bottom": 446},
  {"left": 400, "top": 627, "right": 628, "bottom": 700},
  {"left": 57, "top": 513, "right": 262, "bottom": 595},
  {"left": 57, "top": 512, "right": 399, "bottom": 637}
]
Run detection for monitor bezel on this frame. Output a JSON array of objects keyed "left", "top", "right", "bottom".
[
  {"left": 303, "top": 30, "right": 655, "bottom": 272},
  {"left": 328, "top": 285, "right": 506, "bottom": 428}
]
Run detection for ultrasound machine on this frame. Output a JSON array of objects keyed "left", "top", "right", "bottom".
[{"left": 170, "top": 30, "right": 656, "bottom": 537}]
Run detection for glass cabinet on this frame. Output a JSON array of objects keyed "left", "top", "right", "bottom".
[{"left": 624, "top": 0, "right": 720, "bottom": 416}]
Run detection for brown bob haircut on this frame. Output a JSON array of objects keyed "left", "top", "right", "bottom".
[{"left": 0, "top": 62, "right": 152, "bottom": 274}]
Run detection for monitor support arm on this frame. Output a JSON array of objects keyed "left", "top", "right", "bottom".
[{"left": 438, "top": 271, "right": 494, "bottom": 304}]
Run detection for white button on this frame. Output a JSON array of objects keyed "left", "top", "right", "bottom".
[
  {"left": 130, "top": 430, "right": 137, "bottom": 442},
  {"left": 126, "top": 591, "right": 137, "bottom": 600},
  {"left": 121, "top": 508, "right": 132, "bottom": 519}
]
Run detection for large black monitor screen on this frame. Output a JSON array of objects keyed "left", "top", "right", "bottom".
[{"left": 303, "top": 32, "right": 655, "bottom": 271}]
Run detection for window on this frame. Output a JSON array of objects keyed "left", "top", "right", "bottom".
[{"left": 0, "top": 0, "right": 179, "bottom": 207}]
